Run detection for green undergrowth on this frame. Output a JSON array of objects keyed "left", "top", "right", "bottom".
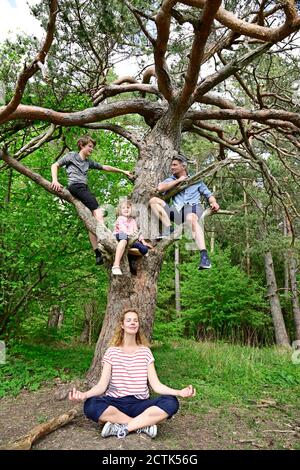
[{"left": 0, "top": 342, "right": 93, "bottom": 397}]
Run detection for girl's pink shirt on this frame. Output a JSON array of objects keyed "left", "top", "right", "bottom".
[{"left": 113, "top": 216, "right": 138, "bottom": 236}]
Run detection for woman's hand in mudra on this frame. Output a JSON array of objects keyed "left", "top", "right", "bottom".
[
  {"left": 69, "top": 387, "right": 87, "bottom": 401},
  {"left": 179, "top": 385, "right": 196, "bottom": 398}
]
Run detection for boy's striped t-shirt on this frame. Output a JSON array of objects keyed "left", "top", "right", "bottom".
[{"left": 102, "top": 346, "right": 154, "bottom": 399}]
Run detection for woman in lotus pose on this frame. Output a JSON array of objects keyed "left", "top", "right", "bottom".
[{"left": 69, "top": 309, "right": 196, "bottom": 438}]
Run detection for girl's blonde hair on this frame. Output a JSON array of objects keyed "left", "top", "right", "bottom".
[
  {"left": 116, "top": 198, "right": 136, "bottom": 218},
  {"left": 110, "top": 309, "right": 149, "bottom": 347}
]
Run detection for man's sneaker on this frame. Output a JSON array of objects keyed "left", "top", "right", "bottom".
[
  {"left": 199, "top": 252, "right": 212, "bottom": 269},
  {"left": 101, "top": 422, "right": 128, "bottom": 439},
  {"left": 95, "top": 252, "right": 103, "bottom": 265},
  {"left": 156, "top": 226, "right": 175, "bottom": 240},
  {"left": 112, "top": 266, "right": 123, "bottom": 275},
  {"left": 136, "top": 424, "right": 157, "bottom": 438}
]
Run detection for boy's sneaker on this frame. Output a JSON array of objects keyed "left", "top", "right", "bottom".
[
  {"left": 156, "top": 226, "right": 175, "bottom": 239},
  {"left": 101, "top": 422, "right": 128, "bottom": 439},
  {"left": 137, "top": 424, "right": 157, "bottom": 438},
  {"left": 199, "top": 251, "right": 211, "bottom": 269}
]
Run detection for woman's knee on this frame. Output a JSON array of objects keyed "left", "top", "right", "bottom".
[
  {"left": 167, "top": 396, "right": 180, "bottom": 415},
  {"left": 157, "top": 395, "right": 180, "bottom": 417},
  {"left": 83, "top": 397, "right": 98, "bottom": 420}
]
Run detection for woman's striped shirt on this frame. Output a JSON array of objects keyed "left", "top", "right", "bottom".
[{"left": 102, "top": 346, "right": 154, "bottom": 399}]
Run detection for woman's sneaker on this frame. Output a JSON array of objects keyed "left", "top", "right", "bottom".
[
  {"left": 101, "top": 422, "right": 128, "bottom": 438},
  {"left": 136, "top": 424, "right": 157, "bottom": 438}
]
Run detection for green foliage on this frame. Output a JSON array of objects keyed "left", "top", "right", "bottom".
[
  {"left": 153, "top": 340, "right": 300, "bottom": 412},
  {"left": 180, "top": 249, "right": 272, "bottom": 344},
  {"left": 0, "top": 343, "right": 93, "bottom": 397}
]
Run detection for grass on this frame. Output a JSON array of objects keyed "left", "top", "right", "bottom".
[
  {"left": 0, "top": 342, "right": 93, "bottom": 397},
  {"left": 152, "top": 340, "right": 300, "bottom": 413},
  {"left": 1, "top": 339, "right": 300, "bottom": 414}
]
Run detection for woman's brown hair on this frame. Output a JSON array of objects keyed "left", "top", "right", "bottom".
[{"left": 110, "top": 309, "right": 149, "bottom": 347}]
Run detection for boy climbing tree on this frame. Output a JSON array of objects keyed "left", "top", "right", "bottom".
[{"left": 51, "top": 135, "right": 134, "bottom": 265}]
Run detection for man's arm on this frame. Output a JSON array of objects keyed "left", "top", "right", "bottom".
[
  {"left": 157, "top": 175, "right": 188, "bottom": 193},
  {"left": 102, "top": 165, "right": 134, "bottom": 180},
  {"left": 51, "top": 163, "right": 63, "bottom": 192}
]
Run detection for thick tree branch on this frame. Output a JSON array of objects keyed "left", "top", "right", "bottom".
[
  {"left": 183, "top": 0, "right": 300, "bottom": 42},
  {"left": 0, "top": 0, "right": 58, "bottom": 124},
  {"left": 154, "top": 1, "right": 176, "bottom": 101},
  {"left": 1, "top": 99, "right": 165, "bottom": 126},
  {"left": 177, "top": 0, "right": 221, "bottom": 112},
  {"left": 187, "top": 108, "right": 300, "bottom": 130}
]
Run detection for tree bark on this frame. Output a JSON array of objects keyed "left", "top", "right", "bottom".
[
  {"left": 288, "top": 250, "right": 300, "bottom": 341},
  {"left": 86, "top": 111, "right": 182, "bottom": 383},
  {"left": 79, "top": 301, "right": 97, "bottom": 344},
  {"left": 264, "top": 251, "right": 290, "bottom": 347},
  {"left": 47, "top": 305, "right": 64, "bottom": 329}
]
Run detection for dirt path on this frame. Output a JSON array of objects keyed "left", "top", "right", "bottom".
[{"left": 0, "top": 384, "right": 299, "bottom": 450}]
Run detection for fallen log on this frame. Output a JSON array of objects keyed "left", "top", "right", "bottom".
[{"left": 1, "top": 407, "right": 80, "bottom": 450}]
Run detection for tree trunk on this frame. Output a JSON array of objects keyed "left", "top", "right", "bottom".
[
  {"left": 79, "top": 301, "right": 97, "bottom": 344},
  {"left": 86, "top": 252, "right": 163, "bottom": 383},
  {"left": 174, "top": 243, "right": 181, "bottom": 315},
  {"left": 86, "top": 110, "right": 182, "bottom": 384},
  {"left": 47, "top": 305, "right": 63, "bottom": 329},
  {"left": 288, "top": 250, "right": 300, "bottom": 340},
  {"left": 264, "top": 251, "right": 290, "bottom": 347}
]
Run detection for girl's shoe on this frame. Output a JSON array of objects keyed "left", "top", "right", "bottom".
[{"left": 112, "top": 266, "right": 123, "bottom": 275}]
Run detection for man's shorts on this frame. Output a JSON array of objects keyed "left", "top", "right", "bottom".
[
  {"left": 68, "top": 183, "right": 99, "bottom": 212},
  {"left": 163, "top": 203, "right": 203, "bottom": 225}
]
